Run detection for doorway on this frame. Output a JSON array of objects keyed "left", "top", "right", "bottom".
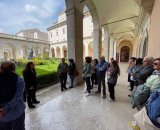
[{"left": 120, "top": 46, "right": 130, "bottom": 62}]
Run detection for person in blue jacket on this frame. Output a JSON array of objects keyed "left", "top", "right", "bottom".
[
  {"left": 95, "top": 56, "right": 108, "bottom": 98},
  {"left": 0, "top": 61, "right": 25, "bottom": 130}
]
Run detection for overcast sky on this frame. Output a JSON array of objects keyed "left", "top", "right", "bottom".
[{"left": 0, "top": 0, "right": 65, "bottom": 34}]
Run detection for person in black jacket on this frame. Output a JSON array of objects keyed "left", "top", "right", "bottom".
[
  {"left": 68, "top": 59, "right": 76, "bottom": 89},
  {"left": 23, "top": 62, "right": 40, "bottom": 108}
]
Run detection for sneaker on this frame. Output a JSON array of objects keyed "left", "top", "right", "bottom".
[{"left": 85, "top": 93, "right": 90, "bottom": 97}]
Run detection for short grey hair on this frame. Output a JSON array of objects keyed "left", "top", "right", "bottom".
[
  {"left": 144, "top": 56, "right": 154, "bottom": 65},
  {"left": 0, "top": 61, "right": 16, "bottom": 72}
]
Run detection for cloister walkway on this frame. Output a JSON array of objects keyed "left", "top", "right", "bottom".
[{"left": 25, "top": 63, "right": 136, "bottom": 130}]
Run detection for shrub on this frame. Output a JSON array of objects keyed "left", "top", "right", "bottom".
[
  {"left": 37, "top": 72, "right": 58, "bottom": 87},
  {"left": 14, "top": 58, "right": 28, "bottom": 66}
]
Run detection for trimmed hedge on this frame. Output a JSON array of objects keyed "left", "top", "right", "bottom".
[
  {"left": 37, "top": 72, "right": 58, "bottom": 87},
  {"left": 14, "top": 58, "right": 59, "bottom": 87},
  {"left": 0, "top": 58, "right": 59, "bottom": 87}
]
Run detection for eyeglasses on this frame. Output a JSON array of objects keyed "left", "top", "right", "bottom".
[{"left": 153, "top": 62, "right": 159, "bottom": 65}]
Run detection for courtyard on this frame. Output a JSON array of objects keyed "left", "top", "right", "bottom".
[{"left": 25, "top": 63, "right": 136, "bottom": 130}]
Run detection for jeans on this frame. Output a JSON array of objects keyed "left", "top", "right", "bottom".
[
  {"left": 0, "top": 112, "right": 25, "bottom": 130},
  {"left": 59, "top": 73, "right": 67, "bottom": 91},
  {"left": 91, "top": 73, "right": 97, "bottom": 88},
  {"left": 85, "top": 77, "right": 91, "bottom": 93},
  {"left": 97, "top": 75, "right": 106, "bottom": 95},
  {"left": 69, "top": 74, "right": 75, "bottom": 86},
  {"left": 108, "top": 82, "right": 116, "bottom": 100}
]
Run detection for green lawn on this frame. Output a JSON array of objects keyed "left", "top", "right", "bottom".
[{"left": 16, "top": 60, "right": 59, "bottom": 76}]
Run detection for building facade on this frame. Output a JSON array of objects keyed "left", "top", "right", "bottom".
[
  {"left": 47, "top": 10, "right": 94, "bottom": 59},
  {"left": 0, "top": 0, "right": 159, "bottom": 67},
  {"left": 0, "top": 29, "right": 49, "bottom": 60}
]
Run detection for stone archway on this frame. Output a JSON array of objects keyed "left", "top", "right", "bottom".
[
  {"left": 138, "top": 30, "right": 149, "bottom": 58},
  {"left": 34, "top": 47, "right": 41, "bottom": 58},
  {"left": 88, "top": 42, "right": 93, "bottom": 57},
  {"left": 1, "top": 43, "right": 16, "bottom": 59},
  {"left": 142, "top": 30, "right": 149, "bottom": 58},
  {"left": 65, "top": 0, "right": 100, "bottom": 84},
  {"left": 51, "top": 48, "right": 55, "bottom": 58},
  {"left": 142, "top": 37, "right": 148, "bottom": 58},
  {"left": 120, "top": 46, "right": 130, "bottom": 62},
  {"left": 43, "top": 47, "right": 49, "bottom": 58},
  {"left": 117, "top": 40, "right": 133, "bottom": 62},
  {"left": 62, "top": 45, "right": 67, "bottom": 58},
  {"left": 4, "top": 51, "right": 10, "bottom": 60},
  {"left": 22, "top": 45, "right": 29, "bottom": 59},
  {"left": 56, "top": 47, "right": 61, "bottom": 58}
]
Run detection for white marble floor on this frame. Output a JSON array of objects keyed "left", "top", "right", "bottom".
[{"left": 25, "top": 63, "right": 136, "bottom": 130}]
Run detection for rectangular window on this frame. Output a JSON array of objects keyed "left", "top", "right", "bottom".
[
  {"left": 51, "top": 33, "right": 52, "bottom": 37},
  {"left": 63, "top": 28, "right": 65, "bottom": 34},
  {"left": 56, "top": 31, "right": 58, "bottom": 36}
]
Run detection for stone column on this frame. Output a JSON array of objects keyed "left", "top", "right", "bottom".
[
  {"left": 85, "top": 42, "right": 89, "bottom": 57},
  {"left": 49, "top": 47, "right": 52, "bottom": 58},
  {"left": 54, "top": 47, "right": 58, "bottom": 58},
  {"left": 60, "top": 46, "right": 64, "bottom": 58},
  {"left": 66, "top": 5, "right": 83, "bottom": 84},
  {"left": 103, "top": 26, "right": 109, "bottom": 61},
  {"left": 93, "top": 29, "right": 102, "bottom": 59},
  {"left": 114, "top": 40, "right": 117, "bottom": 60},
  {"left": 109, "top": 38, "right": 114, "bottom": 59}
]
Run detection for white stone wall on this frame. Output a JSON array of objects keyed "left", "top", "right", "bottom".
[
  {"left": 0, "top": 33, "right": 49, "bottom": 60},
  {"left": 16, "top": 29, "right": 48, "bottom": 41},
  {"left": 48, "top": 11, "right": 94, "bottom": 59},
  {"left": 58, "top": 12, "right": 66, "bottom": 23}
]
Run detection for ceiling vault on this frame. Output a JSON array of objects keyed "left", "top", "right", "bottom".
[{"left": 102, "top": 16, "right": 138, "bottom": 26}]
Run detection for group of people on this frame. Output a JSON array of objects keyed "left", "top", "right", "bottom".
[
  {"left": 57, "top": 58, "right": 77, "bottom": 91},
  {"left": 0, "top": 61, "right": 40, "bottom": 129},
  {"left": 127, "top": 56, "right": 160, "bottom": 130},
  {"left": 57, "top": 56, "right": 120, "bottom": 101},
  {"left": 82, "top": 56, "right": 120, "bottom": 101},
  {"left": 1, "top": 56, "right": 159, "bottom": 130}
]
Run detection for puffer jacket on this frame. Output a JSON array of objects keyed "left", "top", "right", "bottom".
[{"left": 146, "top": 86, "right": 160, "bottom": 128}]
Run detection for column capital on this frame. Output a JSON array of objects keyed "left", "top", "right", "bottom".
[
  {"left": 65, "top": 7, "right": 75, "bottom": 16},
  {"left": 93, "top": 28, "right": 102, "bottom": 33},
  {"left": 141, "top": 0, "right": 154, "bottom": 14},
  {"left": 102, "top": 24, "right": 109, "bottom": 31},
  {"left": 65, "top": 7, "right": 83, "bottom": 21}
]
